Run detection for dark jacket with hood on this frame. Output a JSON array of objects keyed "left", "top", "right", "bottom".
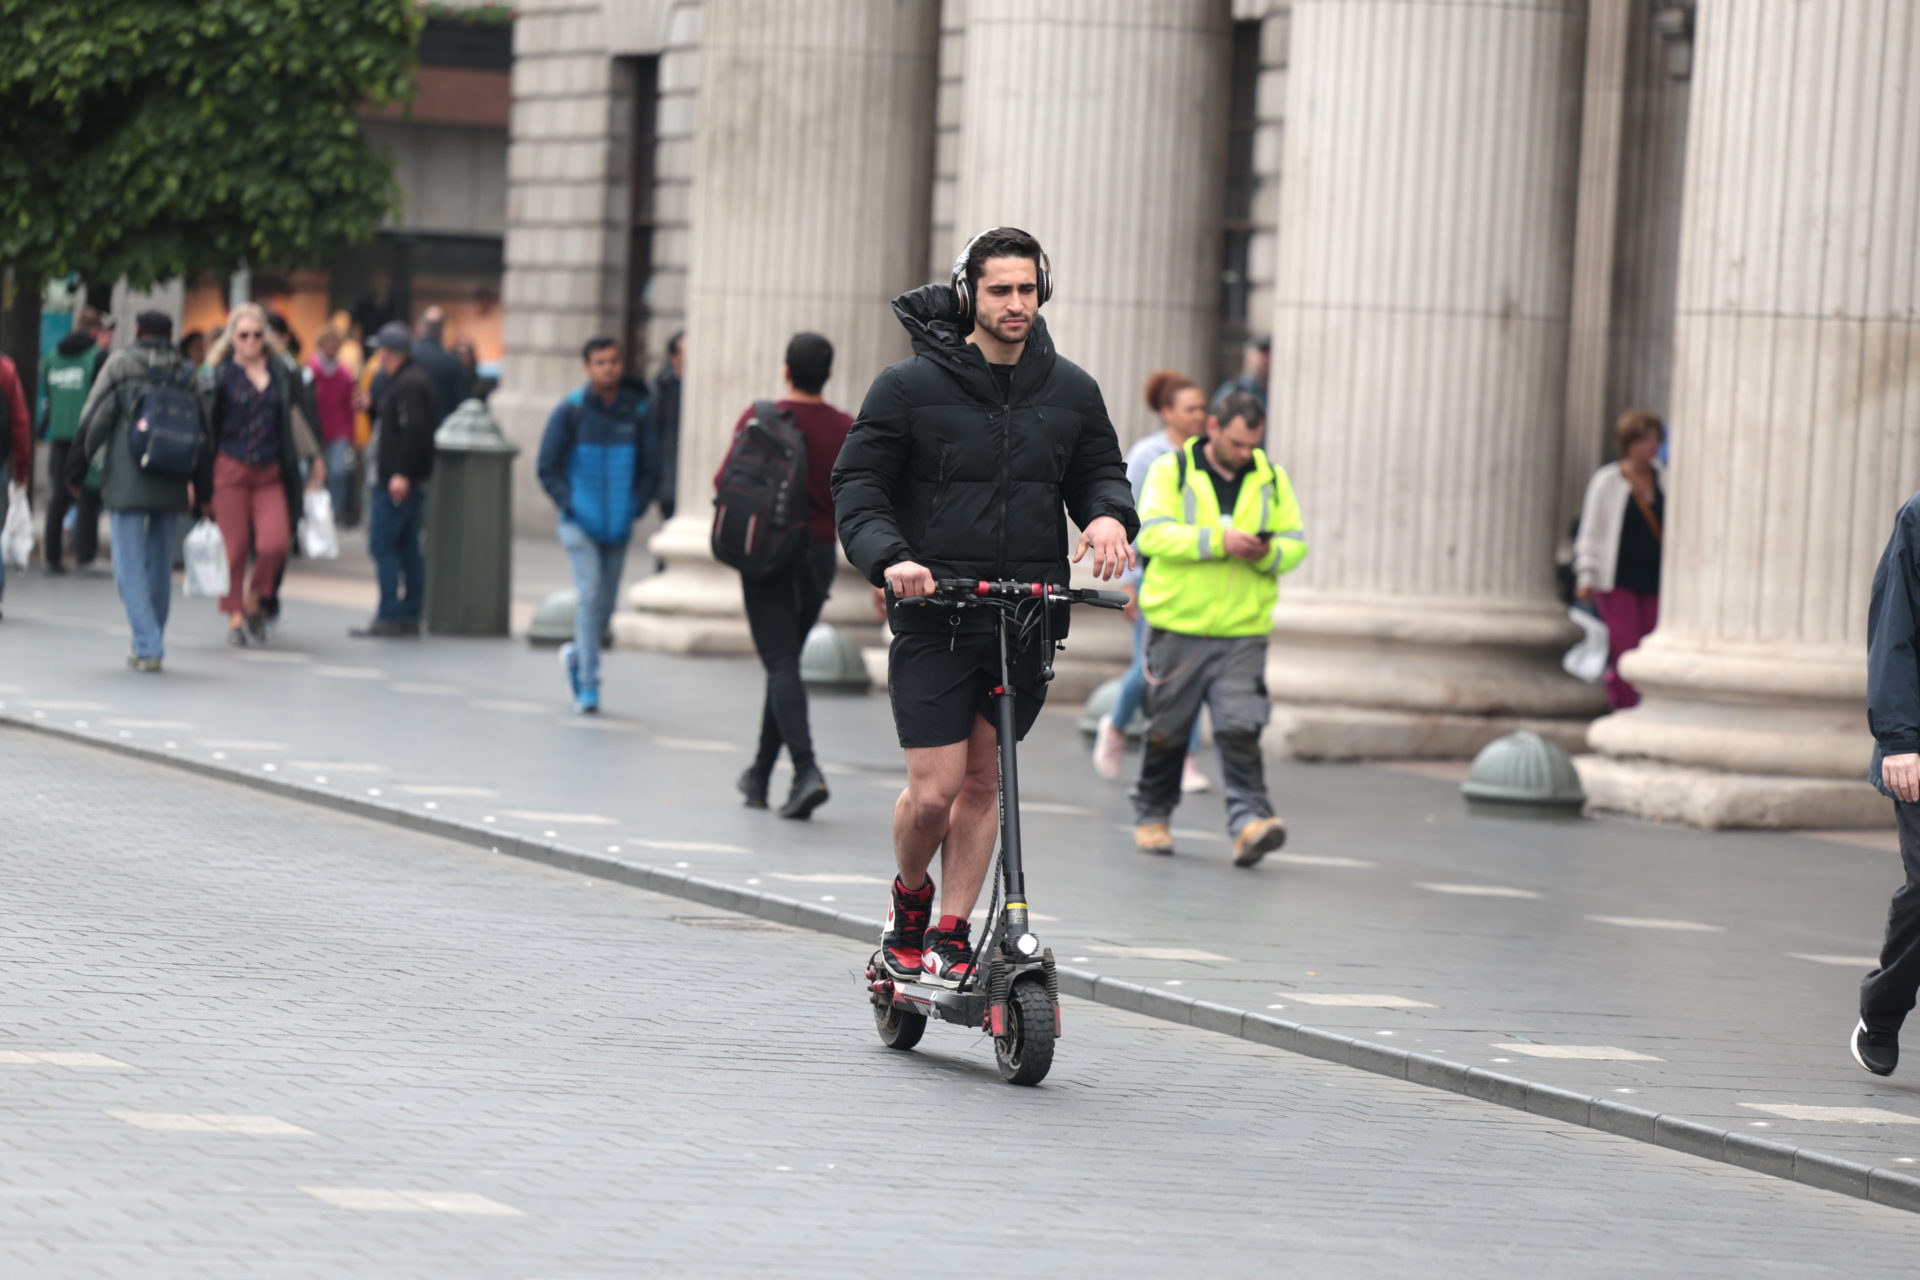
[
  {"left": 373, "top": 357, "right": 440, "bottom": 487},
  {"left": 831, "top": 284, "right": 1138, "bottom": 636},
  {"left": 1870, "top": 492, "right": 1920, "bottom": 800}
]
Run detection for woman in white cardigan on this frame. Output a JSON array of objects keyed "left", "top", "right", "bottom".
[{"left": 1574, "top": 410, "right": 1666, "bottom": 709}]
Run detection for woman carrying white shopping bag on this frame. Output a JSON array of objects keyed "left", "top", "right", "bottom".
[{"left": 0, "top": 350, "right": 34, "bottom": 620}]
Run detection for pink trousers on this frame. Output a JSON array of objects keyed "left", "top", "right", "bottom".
[
  {"left": 1593, "top": 588, "right": 1659, "bottom": 710},
  {"left": 211, "top": 454, "right": 289, "bottom": 616}
]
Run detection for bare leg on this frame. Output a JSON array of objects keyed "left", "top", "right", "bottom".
[
  {"left": 894, "top": 739, "right": 969, "bottom": 890},
  {"left": 938, "top": 717, "right": 1002, "bottom": 921},
  {"left": 893, "top": 716, "right": 1000, "bottom": 919}
]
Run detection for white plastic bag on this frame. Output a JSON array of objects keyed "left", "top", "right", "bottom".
[
  {"left": 2, "top": 482, "right": 35, "bottom": 569},
  {"left": 301, "top": 489, "right": 340, "bottom": 560},
  {"left": 182, "top": 518, "right": 231, "bottom": 598},
  {"left": 1561, "top": 604, "right": 1610, "bottom": 683}
]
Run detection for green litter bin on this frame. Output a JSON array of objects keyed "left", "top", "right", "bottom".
[{"left": 424, "top": 398, "right": 520, "bottom": 636}]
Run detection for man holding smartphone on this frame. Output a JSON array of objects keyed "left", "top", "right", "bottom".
[{"left": 1129, "top": 391, "right": 1306, "bottom": 867}]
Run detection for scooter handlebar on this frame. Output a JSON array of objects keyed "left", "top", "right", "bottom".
[{"left": 925, "top": 579, "right": 1129, "bottom": 609}]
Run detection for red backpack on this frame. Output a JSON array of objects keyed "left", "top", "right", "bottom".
[{"left": 711, "top": 400, "right": 809, "bottom": 580}]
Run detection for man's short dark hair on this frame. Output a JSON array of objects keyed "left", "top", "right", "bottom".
[
  {"left": 785, "top": 332, "right": 833, "bottom": 395},
  {"left": 964, "top": 227, "right": 1043, "bottom": 295},
  {"left": 582, "top": 336, "right": 620, "bottom": 364},
  {"left": 1211, "top": 391, "right": 1265, "bottom": 434},
  {"left": 666, "top": 330, "right": 684, "bottom": 360},
  {"left": 134, "top": 310, "right": 172, "bottom": 340}
]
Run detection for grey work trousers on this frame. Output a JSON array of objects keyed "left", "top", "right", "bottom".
[{"left": 1129, "top": 629, "right": 1275, "bottom": 835}]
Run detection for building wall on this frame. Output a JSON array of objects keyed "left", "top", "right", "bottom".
[{"left": 361, "top": 121, "right": 509, "bottom": 239}]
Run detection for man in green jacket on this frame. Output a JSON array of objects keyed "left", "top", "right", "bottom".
[
  {"left": 72, "top": 312, "right": 209, "bottom": 671},
  {"left": 37, "top": 318, "right": 105, "bottom": 571},
  {"left": 1130, "top": 391, "right": 1307, "bottom": 867}
]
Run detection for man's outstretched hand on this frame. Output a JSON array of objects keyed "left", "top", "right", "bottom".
[{"left": 1073, "top": 515, "right": 1137, "bottom": 581}]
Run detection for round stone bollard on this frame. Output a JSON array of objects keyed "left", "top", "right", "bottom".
[
  {"left": 526, "top": 587, "right": 613, "bottom": 648},
  {"left": 800, "top": 622, "right": 871, "bottom": 693},
  {"left": 1077, "top": 674, "right": 1149, "bottom": 739},
  {"left": 1460, "top": 730, "right": 1587, "bottom": 818}
]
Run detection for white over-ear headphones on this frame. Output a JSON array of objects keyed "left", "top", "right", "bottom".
[{"left": 950, "top": 227, "right": 1053, "bottom": 324}]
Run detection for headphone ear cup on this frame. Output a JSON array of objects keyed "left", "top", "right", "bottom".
[{"left": 953, "top": 279, "right": 971, "bottom": 324}]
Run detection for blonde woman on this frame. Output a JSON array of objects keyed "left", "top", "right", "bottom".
[{"left": 199, "top": 303, "right": 322, "bottom": 645}]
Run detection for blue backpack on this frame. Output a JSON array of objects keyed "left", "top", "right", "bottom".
[{"left": 128, "top": 365, "right": 202, "bottom": 478}]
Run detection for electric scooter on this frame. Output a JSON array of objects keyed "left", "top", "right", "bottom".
[{"left": 864, "top": 577, "right": 1128, "bottom": 1085}]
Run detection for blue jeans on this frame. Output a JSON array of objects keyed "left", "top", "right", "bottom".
[
  {"left": 109, "top": 510, "right": 180, "bottom": 660},
  {"left": 558, "top": 517, "right": 628, "bottom": 693},
  {"left": 324, "top": 441, "right": 353, "bottom": 524},
  {"left": 1110, "top": 616, "right": 1203, "bottom": 753},
  {"left": 368, "top": 485, "right": 426, "bottom": 622}
]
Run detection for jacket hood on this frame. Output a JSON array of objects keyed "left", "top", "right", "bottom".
[
  {"left": 890, "top": 284, "right": 1055, "bottom": 393},
  {"left": 56, "top": 331, "right": 96, "bottom": 357}
]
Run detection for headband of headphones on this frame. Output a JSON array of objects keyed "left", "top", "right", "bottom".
[{"left": 950, "top": 227, "right": 1053, "bottom": 324}]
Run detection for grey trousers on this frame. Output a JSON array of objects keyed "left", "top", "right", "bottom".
[{"left": 1129, "top": 630, "right": 1275, "bottom": 835}]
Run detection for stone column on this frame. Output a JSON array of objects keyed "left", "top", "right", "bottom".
[
  {"left": 1263, "top": 0, "right": 1604, "bottom": 759},
  {"left": 951, "top": 0, "right": 1231, "bottom": 682},
  {"left": 1581, "top": 0, "right": 1920, "bottom": 828},
  {"left": 621, "top": 0, "right": 938, "bottom": 653}
]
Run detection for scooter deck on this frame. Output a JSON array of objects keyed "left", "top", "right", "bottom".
[{"left": 884, "top": 975, "right": 988, "bottom": 1027}]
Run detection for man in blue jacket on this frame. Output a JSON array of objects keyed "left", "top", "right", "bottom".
[
  {"left": 1855, "top": 491, "right": 1920, "bottom": 1076},
  {"left": 537, "top": 336, "right": 660, "bottom": 713}
]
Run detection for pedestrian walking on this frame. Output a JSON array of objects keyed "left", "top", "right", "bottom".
[
  {"left": 0, "top": 345, "right": 31, "bottom": 619},
  {"left": 36, "top": 318, "right": 105, "bottom": 573},
  {"left": 350, "top": 322, "right": 437, "bottom": 638},
  {"left": 411, "top": 307, "right": 468, "bottom": 426},
  {"left": 1130, "top": 391, "right": 1305, "bottom": 867},
  {"left": 536, "top": 336, "right": 660, "bottom": 713},
  {"left": 178, "top": 330, "right": 207, "bottom": 376},
  {"left": 1092, "top": 369, "right": 1211, "bottom": 792},
  {"left": 1854, "top": 490, "right": 1920, "bottom": 1077},
  {"left": 721, "top": 332, "right": 852, "bottom": 818},
  {"left": 652, "top": 331, "right": 684, "bottom": 521},
  {"left": 834, "top": 226, "right": 1136, "bottom": 987},
  {"left": 68, "top": 312, "right": 210, "bottom": 670},
  {"left": 198, "top": 304, "right": 317, "bottom": 647},
  {"left": 1212, "top": 334, "right": 1270, "bottom": 410},
  {"left": 308, "top": 328, "right": 358, "bottom": 524},
  {"left": 1574, "top": 409, "right": 1666, "bottom": 709}
]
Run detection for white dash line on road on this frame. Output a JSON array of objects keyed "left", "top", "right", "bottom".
[
  {"left": 21, "top": 699, "right": 108, "bottom": 711},
  {"left": 235, "top": 650, "right": 313, "bottom": 664},
  {"left": 287, "top": 762, "right": 389, "bottom": 773},
  {"left": 195, "top": 740, "right": 290, "bottom": 752},
  {"left": 1272, "top": 854, "right": 1374, "bottom": 868},
  {"left": 1087, "top": 945, "right": 1233, "bottom": 963},
  {"left": 1417, "top": 883, "right": 1541, "bottom": 899},
  {"left": 626, "top": 838, "right": 752, "bottom": 854},
  {"left": 1585, "top": 915, "right": 1724, "bottom": 932},
  {"left": 767, "top": 873, "right": 891, "bottom": 885},
  {"left": 1739, "top": 1103, "right": 1920, "bottom": 1125},
  {"left": 653, "top": 736, "right": 742, "bottom": 752},
  {"left": 1788, "top": 952, "right": 1879, "bottom": 966},
  {"left": 469, "top": 698, "right": 548, "bottom": 713},
  {"left": 106, "top": 1111, "right": 313, "bottom": 1135},
  {"left": 0, "top": 1050, "right": 134, "bottom": 1069},
  {"left": 393, "top": 785, "right": 500, "bottom": 798},
  {"left": 1489, "top": 1043, "right": 1662, "bottom": 1061},
  {"left": 388, "top": 682, "right": 464, "bottom": 696},
  {"left": 104, "top": 718, "right": 194, "bottom": 730},
  {"left": 1023, "top": 801, "right": 1091, "bottom": 816},
  {"left": 299, "top": 1187, "right": 522, "bottom": 1215},
  {"left": 504, "top": 810, "right": 617, "bottom": 826},
  {"left": 314, "top": 666, "right": 386, "bottom": 680},
  {"left": 1286, "top": 994, "right": 1435, "bottom": 1008}
]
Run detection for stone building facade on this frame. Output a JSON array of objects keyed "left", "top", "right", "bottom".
[{"left": 496, "top": 0, "right": 1919, "bottom": 829}]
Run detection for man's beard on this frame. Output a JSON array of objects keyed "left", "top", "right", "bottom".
[{"left": 979, "top": 313, "right": 1029, "bottom": 346}]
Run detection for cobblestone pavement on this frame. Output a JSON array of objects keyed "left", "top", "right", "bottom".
[
  {"left": 2, "top": 561, "right": 1917, "bottom": 1176},
  {"left": 6, "top": 733, "right": 1920, "bottom": 1277}
]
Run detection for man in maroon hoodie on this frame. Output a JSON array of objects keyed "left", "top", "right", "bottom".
[{"left": 0, "top": 346, "right": 35, "bottom": 618}]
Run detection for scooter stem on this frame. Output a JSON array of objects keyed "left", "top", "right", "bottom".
[{"left": 993, "top": 615, "right": 1030, "bottom": 941}]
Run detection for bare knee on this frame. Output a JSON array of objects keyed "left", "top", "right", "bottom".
[
  {"left": 902, "top": 779, "right": 961, "bottom": 828},
  {"left": 954, "top": 767, "right": 997, "bottom": 816}
]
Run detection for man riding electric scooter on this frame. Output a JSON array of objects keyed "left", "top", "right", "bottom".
[{"left": 832, "top": 227, "right": 1138, "bottom": 991}]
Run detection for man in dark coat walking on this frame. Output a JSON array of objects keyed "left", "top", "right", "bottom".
[
  {"left": 832, "top": 226, "right": 1137, "bottom": 989},
  {"left": 351, "top": 323, "right": 439, "bottom": 638}
]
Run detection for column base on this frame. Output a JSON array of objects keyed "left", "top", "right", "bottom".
[
  {"left": 1263, "top": 704, "right": 1592, "bottom": 760},
  {"left": 1575, "top": 755, "right": 1892, "bottom": 830}
]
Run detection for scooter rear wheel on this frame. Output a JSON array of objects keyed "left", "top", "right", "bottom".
[
  {"left": 994, "top": 981, "right": 1056, "bottom": 1085},
  {"left": 874, "top": 1001, "right": 927, "bottom": 1051}
]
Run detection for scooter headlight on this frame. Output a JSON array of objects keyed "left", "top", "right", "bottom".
[{"left": 1014, "top": 932, "right": 1040, "bottom": 958}]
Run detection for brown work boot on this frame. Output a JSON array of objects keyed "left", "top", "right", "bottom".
[
  {"left": 1232, "top": 816, "right": 1287, "bottom": 867},
  {"left": 1134, "top": 822, "right": 1175, "bottom": 855}
]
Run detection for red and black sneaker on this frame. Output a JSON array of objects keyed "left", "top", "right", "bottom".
[
  {"left": 881, "top": 876, "right": 935, "bottom": 981},
  {"left": 920, "top": 914, "right": 975, "bottom": 988}
]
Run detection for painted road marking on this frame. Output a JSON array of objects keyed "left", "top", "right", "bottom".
[
  {"left": 389, "top": 682, "right": 464, "bottom": 696},
  {"left": 104, "top": 718, "right": 194, "bottom": 730},
  {"left": 314, "top": 666, "right": 386, "bottom": 680},
  {"left": 470, "top": 698, "right": 548, "bottom": 713},
  {"left": 1023, "top": 801, "right": 1090, "bottom": 816},
  {"left": 195, "top": 739, "right": 290, "bottom": 752},
  {"left": 1586, "top": 915, "right": 1724, "bottom": 932},
  {"left": 1287, "top": 994, "right": 1435, "bottom": 1008},
  {"left": 235, "top": 650, "right": 313, "bottom": 664},
  {"left": 1739, "top": 1104, "right": 1920, "bottom": 1125},
  {"left": 107, "top": 1111, "right": 313, "bottom": 1135},
  {"left": 504, "top": 810, "right": 617, "bottom": 825},
  {"left": 627, "top": 838, "right": 752, "bottom": 854},
  {"left": 21, "top": 699, "right": 108, "bottom": 711},
  {"left": 1490, "top": 1043, "right": 1663, "bottom": 1061},
  {"left": 1273, "top": 854, "right": 1374, "bottom": 868},
  {"left": 1111, "top": 824, "right": 1227, "bottom": 843},
  {"left": 394, "top": 785, "right": 501, "bottom": 798},
  {"left": 300, "top": 1187, "right": 522, "bottom": 1215},
  {"left": 654, "top": 736, "right": 741, "bottom": 752},
  {"left": 1418, "top": 883, "right": 1541, "bottom": 899},
  {"left": 1789, "top": 952, "right": 1879, "bottom": 966},
  {"left": 767, "top": 873, "right": 891, "bottom": 885},
  {"left": 1087, "top": 945, "right": 1234, "bottom": 963},
  {"left": 0, "top": 1051, "right": 134, "bottom": 1069},
  {"left": 288, "top": 761, "right": 388, "bottom": 773}
]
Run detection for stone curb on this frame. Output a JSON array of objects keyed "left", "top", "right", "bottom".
[{"left": 9, "top": 709, "right": 1917, "bottom": 1215}]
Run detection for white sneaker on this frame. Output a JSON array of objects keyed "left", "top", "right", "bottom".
[
  {"left": 1180, "top": 756, "right": 1211, "bottom": 793},
  {"left": 1091, "top": 716, "right": 1125, "bottom": 780}
]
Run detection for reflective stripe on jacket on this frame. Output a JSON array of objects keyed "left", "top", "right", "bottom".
[{"left": 1136, "top": 437, "right": 1306, "bottom": 638}]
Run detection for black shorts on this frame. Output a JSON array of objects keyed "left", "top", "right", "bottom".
[{"left": 888, "top": 630, "right": 1049, "bottom": 749}]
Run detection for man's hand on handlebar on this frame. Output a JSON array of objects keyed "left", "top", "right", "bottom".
[
  {"left": 884, "top": 558, "right": 936, "bottom": 599},
  {"left": 1073, "top": 515, "right": 1138, "bottom": 581}
]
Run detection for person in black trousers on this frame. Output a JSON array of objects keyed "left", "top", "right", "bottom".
[
  {"left": 723, "top": 334, "right": 852, "bottom": 820},
  {"left": 1855, "top": 489, "right": 1920, "bottom": 1076}
]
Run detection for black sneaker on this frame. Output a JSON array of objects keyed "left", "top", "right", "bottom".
[
  {"left": 1853, "top": 1019, "right": 1898, "bottom": 1076},
  {"left": 881, "top": 877, "right": 934, "bottom": 981},
  {"left": 737, "top": 766, "right": 770, "bottom": 810},
  {"left": 920, "top": 914, "right": 975, "bottom": 988},
  {"left": 779, "top": 765, "right": 829, "bottom": 820}
]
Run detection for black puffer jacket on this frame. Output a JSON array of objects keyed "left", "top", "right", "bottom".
[{"left": 833, "top": 284, "right": 1138, "bottom": 636}]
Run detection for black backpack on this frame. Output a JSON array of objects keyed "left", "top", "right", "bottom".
[
  {"left": 711, "top": 399, "right": 809, "bottom": 581},
  {"left": 128, "top": 364, "right": 201, "bottom": 478}
]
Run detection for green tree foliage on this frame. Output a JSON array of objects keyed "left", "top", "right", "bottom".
[{"left": 0, "top": 0, "right": 421, "bottom": 288}]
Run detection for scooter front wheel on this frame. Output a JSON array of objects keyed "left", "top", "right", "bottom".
[
  {"left": 874, "top": 1001, "right": 927, "bottom": 1051},
  {"left": 994, "top": 981, "right": 1056, "bottom": 1085}
]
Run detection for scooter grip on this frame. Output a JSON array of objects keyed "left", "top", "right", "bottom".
[{"left": 1078, "top": 589, "right": 1131, "bottom": 608}]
